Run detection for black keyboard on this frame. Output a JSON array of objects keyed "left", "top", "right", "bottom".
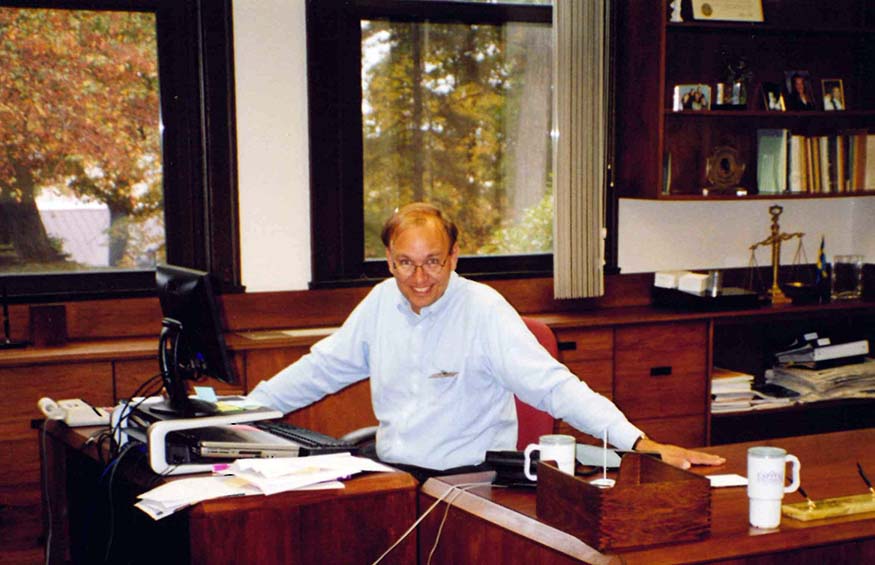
[{"left": 254, "top": 420, "right": 358, "bottom": 455}]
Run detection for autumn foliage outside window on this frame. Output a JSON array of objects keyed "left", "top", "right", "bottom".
[
  {"left": 0, "top": 7, "right": 163, "bottom": 274},
  {"left": 361, "top": 18, "right": 553, "bottom": 260}
]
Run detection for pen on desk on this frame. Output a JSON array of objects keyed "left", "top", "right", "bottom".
[
  {"left": 857, "top": 461, "right": 875, "bottom": 496},
  {"left": 797, "top": 485, "right": 816, "bottom": 509},
  {"left": 86, "top": 402, "right": 103, "bottom": 417}
]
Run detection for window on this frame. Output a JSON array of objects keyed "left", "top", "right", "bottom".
[
  {"left": 0, "top": 0, "right": 239, "bottom": 301},
  {"left": 308, "top": 0, "right": 553, "bottom": 287}
]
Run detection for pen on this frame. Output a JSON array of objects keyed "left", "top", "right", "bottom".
[
  {"left": 84, "top": 400, "right": 103, "bottom": 418},
  {"left": 857, "top": 461, "right": 875, "bottom": 496},
  {"left": 797, "top": 485, "right": 816, "bottom": 509}
]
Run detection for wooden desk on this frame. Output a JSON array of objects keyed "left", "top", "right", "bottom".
[
  {"left": 420, "top": 429, "right": 875, "bottom": 564},
  {"left": 40, "top": 422, "right": 417, "bottom": 564}
]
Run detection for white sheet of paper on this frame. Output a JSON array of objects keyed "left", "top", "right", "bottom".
[{"left": 707, "top": 473, "right": 748, "bottom": 488}]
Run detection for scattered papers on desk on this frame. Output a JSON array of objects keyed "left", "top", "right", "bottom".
[
  {"left": 224, "top": 452, "right": 394, "bottom": 496},
  {"left": 136, "top": 453, "right": 394, "bottom": 520},
  {"left": 136, "top": 475, "right": 261, "bottom": 520}
]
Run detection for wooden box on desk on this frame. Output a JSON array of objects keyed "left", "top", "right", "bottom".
[{"left": 535, "top": 453, "right": 711, "bottom": 551}]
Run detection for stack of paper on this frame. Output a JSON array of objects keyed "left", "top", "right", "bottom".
[
  {"left": 711, "top": 368, "right": 797, "bottom": 413},
  {"left": 136, "top": 453, "right": 394, "bottom": 520},
  {"left": 766, "top": 358, "right": 875, "bottom": 401},
  {"left": 711, "top": 368, "right": 756, "bottom": 413},
  {"left": 136, "top": 475, "right": 262, "bottom": 520}
]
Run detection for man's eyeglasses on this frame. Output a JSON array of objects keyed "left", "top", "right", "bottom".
[{"left": 391, "top": 255, "right": 449, "bottom": 277}]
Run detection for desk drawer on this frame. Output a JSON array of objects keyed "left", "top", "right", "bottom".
[
  {"left": 555, "top": 328, "right": 613, "bottom": 394},
  {"left": 555, "top": 328, "right": 613, "bottom": 362},
  {"left": 614, "top": 322, "right": 708, "bottom": 420}
]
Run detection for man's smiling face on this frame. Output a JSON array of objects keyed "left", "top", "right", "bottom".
[{"left": 386, "top": 220, "right": 459, "bottom": 314}]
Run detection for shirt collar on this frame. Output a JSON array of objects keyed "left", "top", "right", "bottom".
[{"left": 394, "top": 271, "right": 460, "bottom": 320}]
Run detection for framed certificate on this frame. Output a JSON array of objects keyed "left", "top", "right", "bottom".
[{"left": 691, "top": 0, "right": 764, "bottom": 22}]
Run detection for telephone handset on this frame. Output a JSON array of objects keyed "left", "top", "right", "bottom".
[{"left": 38, "top": 397, "right": 110, "bottom": 427}]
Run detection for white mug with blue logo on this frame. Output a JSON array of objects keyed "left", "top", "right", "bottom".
[{"left": 747, "top": 446, "right": 801, "bottom": 528}]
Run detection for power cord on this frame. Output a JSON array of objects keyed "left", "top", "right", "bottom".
[
  {"left": 370, "top": 481, "right": 494, "bottom": 565},
  {"left": 40, "top": 422, "right": 52, "bottom": 565},
  {"left": 103, "top": 441, "right": 144, "bottom": 563}
]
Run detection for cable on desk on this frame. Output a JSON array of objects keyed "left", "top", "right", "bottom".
[
  {"left": 370, "top": 481, "right": 494, "bottom": 565},
  {"left": 427, "top": 482, "right": 502, "bottom": 565},
  {"left": 107, "top": 374, "right": 163, "bottom": 460}
]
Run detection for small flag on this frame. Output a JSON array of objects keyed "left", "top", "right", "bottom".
[{"left": 815, "top": 236, "right": 828, "bottom": 284}]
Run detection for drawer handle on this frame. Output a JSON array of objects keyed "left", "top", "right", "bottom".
[
  {"left": 650, "top": 366, "right": 672, "bottom": 377},
  {"left": 558, "top": 341, "right": 577, "bottom": 351}
]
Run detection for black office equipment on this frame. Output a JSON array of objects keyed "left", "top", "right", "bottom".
[
  {"left": 253, "top": 420, "right": 358, "bottom": 455},
  {"left": 153, "top": 264, "right": 239, "bottom": 417}
]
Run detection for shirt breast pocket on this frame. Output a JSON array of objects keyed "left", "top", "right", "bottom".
[{"left": 426, "top": 355, "right": 490, "bottom": 393}]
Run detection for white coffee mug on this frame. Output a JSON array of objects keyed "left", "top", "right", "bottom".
[
  {"left": 523, "top": 434, "right": 576, "bottom": 481},
  {"left": 747, "top": 446, "right": 801, "bottom": 528}
]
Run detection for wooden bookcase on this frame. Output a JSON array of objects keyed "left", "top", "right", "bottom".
[{"left": 614, "top": 0, "right": 875, "bottom": 199}]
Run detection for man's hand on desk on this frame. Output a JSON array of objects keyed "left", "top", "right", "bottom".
[{"left": 636, "top": 437, "right": 726, "bottom": 470}]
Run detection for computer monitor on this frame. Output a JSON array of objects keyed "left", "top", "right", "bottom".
[{"left": 153, "top": 264, "right": 238, "bottom": 417}]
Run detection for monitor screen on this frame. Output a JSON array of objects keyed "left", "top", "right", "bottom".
[{"left": 154, "top": 264, "right": 238, "bottom": 416}]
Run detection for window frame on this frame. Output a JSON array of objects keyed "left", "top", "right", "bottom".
[
  {"left": 307, "top": 0, "right": 556, "bottom": 289},
  {"left": 0, "top": 0, "right": 241, "bottom": 302}
]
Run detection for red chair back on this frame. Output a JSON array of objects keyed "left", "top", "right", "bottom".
[{"left": 515, "top": 318, "right": 558, "bottom": 449}]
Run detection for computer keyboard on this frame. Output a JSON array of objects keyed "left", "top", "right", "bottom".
[{"left": 254, "top": 420, "right": 358, "bottom": 455}]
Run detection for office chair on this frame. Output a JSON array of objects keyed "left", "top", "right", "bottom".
[
  {"left": 341, "top": 317, "right": 558, "bottom": 452},
  {"left": 516, "top": 317, "right": 557, "bottom": 449}
]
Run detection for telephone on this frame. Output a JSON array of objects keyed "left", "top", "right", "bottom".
[{"left": 38, "top": 397, "right": 110, "bottom": 427}]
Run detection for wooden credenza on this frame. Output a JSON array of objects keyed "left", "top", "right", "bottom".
[{"left": 553, "top": 320, "right": 709, "bottom": 447}]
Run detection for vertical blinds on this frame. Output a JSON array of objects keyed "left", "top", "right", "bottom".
[{"left": 552, "top": 0, "right": 609, "bottom": 299}]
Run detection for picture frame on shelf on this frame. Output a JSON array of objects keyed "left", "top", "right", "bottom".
[
  {"left": 691, "top": 0, "right": 764, "bottom": 22},
  {"left": 673, "top": 84, "right": 711, "bottom": 112},
  {"left": 821, "top": 79, "right": 845, "bottom": 111},
  {"left": 761, "top": 82, "right": 786, "bottom": 111},
  {"left": 784, "top": 71, "right": 817, "bottom": 111}
]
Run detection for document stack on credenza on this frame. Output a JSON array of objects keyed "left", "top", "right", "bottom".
[
  {"left": 711, "top": 368, "right": 797, "bottom": 413},
  {"left": 765, "top": 358, "right": 875, "bottom": 402},
  {"left": 774, "top": 333, "right": 869, "bottom": 369},
  {"left": 766, "top": 333, "right": 874, "bottom": 402},
  {"left": 711, "top": 368, "right": 757, "bottom": 413}
]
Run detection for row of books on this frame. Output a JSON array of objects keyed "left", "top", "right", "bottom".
[{"left": 756, "top": 129, "right": 875, "bottom": 195}]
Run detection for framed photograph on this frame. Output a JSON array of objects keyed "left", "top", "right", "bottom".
[
  {"left": 691, "top": 0, "right": 764, "bottom": 22},
  {"left": 673, "top": 84, "right": 712, "bottom": 112},
  {"left": 784, "top": 71, "right": 816, "bottom": 111},
  {"left": 761, "top": 82, "right": 786, "bottom": 111},
  {"left": 821, "top": 79, "right": 845, "bottom": 111}
]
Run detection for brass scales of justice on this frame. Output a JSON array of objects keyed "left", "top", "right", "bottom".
[{"left": 748, "top": 205, "right": 804, "bottom": 305}]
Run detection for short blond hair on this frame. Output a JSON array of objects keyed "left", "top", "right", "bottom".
[{"left": 380, "top": 203, "right": 459, "bottom": 250}]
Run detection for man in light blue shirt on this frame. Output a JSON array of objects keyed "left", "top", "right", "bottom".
[{"left": 248, "top": 203, "right": 724, "bottom": 473}]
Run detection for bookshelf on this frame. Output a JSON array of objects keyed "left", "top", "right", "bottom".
[{"left": 614, "top": 0, "right": 875, "bottom": 199}]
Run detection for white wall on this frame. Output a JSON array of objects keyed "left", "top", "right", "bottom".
[
  {"left": 234, "top": 0, "right": 311, "bottom": 291},
  {"left": 618, "top": 198, "right": 874, "bottom": 273},
  {"left": 233, "top": 0, "right": 875, "bottom": 290}
]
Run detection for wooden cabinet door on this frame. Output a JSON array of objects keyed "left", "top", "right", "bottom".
[{"left": 614, "top": 321, "right": 708, "bottom": 444}]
